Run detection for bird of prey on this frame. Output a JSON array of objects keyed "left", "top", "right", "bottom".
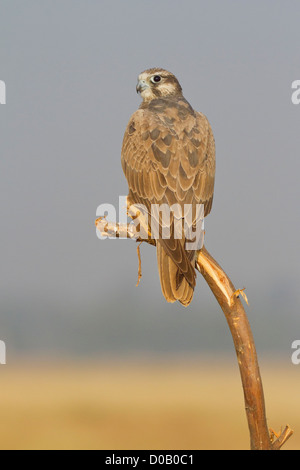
[{"left": 121, "top": 68, "right": 216, "bottom": 306}]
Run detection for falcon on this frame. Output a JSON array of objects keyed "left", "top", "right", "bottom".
[{"left": 121, "top": 68, "right": 216, "bottom": 306}]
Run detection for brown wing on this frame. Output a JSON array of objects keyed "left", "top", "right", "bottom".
[{"left": 121, "top": 100, "right": 216, "bottom": 288}]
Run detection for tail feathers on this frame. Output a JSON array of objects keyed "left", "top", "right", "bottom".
[{"left": 157, "top": 243, "right": 195, "bottom": 307}]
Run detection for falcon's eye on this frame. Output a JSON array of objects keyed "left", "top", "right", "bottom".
[{"left": 151, "top": 75, "right": 162, "bottom": 84}]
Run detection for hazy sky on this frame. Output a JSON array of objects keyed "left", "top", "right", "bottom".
[{"left": 1, "top": 0, "right": 300, "bottom": 356}]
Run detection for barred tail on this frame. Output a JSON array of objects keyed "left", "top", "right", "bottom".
[{"left": 156, "top": 243, "right": 195, "bottom": 307}]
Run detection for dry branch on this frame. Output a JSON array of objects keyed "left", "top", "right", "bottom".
[{"left": 95, "top": 216, "right": 293, "bottom": 450}]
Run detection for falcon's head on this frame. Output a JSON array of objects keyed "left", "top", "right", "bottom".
[{"left": 136, "top": 68, "right": 183, "bottom": 102}]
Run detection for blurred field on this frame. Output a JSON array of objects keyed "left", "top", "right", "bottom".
[{"left": 0, "top": 356, "right": 299, "bottom": 450}]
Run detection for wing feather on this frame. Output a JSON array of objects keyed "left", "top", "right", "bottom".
[{"left": 121, "top": 102, "right": 216, "bottom": 289}]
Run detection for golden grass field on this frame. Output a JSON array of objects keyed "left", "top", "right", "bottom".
[{"left": 0, "top": 356, "right": 299, "bottom": 450}]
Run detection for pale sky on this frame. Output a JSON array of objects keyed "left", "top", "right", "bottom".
[{"left": 0, "top": 0, "right": 300, "bottom": 355}]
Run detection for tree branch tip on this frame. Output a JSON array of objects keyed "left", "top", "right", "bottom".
[
  {"left": 95, "top": 216, "right": 108, "bottom": 232},
  {"left": 270, "top": 425, "right": 294, "bottom": 450},
  {"left": 231, "top": 288, "right": 249, "bottom": 306},
  {"left": 94, "top": 216, "right": 294, "bottom": 450},
  {"left": 95, "top": 215, "right": 106, "bottom": 224}
]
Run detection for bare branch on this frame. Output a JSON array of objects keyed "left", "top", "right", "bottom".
[
  {"left": 271, "top": 425, "right": 294, "bottom": 450},
  {"left": 196, "top": 248, "right": 272, "bottom": 450},
  {"left": 95, "top": 217, "right": 293, "bottom": 450}
]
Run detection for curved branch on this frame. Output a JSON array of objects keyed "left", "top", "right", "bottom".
[
  {"left": 196, "top": 248, "right": 293, "bottom": 450},
  {"left": 95, "top": 217, "right": 293, "bottom": 450}
]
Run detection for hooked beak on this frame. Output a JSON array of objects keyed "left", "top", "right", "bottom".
[{"left": 136, "top": 79, "right": 150, "bottom": 94}]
